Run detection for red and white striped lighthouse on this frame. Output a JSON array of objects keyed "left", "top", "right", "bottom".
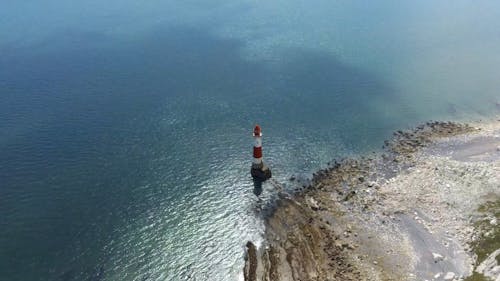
[
  {"left": 253, "top": 125, "right": 263, "bottom": 165},
  {"left": 251, "top": 125, "right": 271, "bottom": 181}
]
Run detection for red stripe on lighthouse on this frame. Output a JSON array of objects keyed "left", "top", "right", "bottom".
[
  {"left": 252, "top": 125, "right": 263, "bottom": 166},
  {"left": 253, "top": 146, "right": 262, "bottom": 158},
  {"left": 253, "top": 125, "right": 261, "bottom": 137}
]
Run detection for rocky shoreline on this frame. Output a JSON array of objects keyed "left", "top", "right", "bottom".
[{"left": 244, "top": 119, "right": 500, "bottom": 281}]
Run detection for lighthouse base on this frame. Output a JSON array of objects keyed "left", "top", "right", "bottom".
[{"left": 251, "top": 163, "right": 272, "bottom": 182}]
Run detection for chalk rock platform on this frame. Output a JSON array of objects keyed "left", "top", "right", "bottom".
[{"left": 244, "top": 119, "right": 500, "bottom": 281}]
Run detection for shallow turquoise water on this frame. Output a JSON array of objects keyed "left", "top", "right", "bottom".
[{"left": 1, "top": 1, "right": 499, "bottom": 280}]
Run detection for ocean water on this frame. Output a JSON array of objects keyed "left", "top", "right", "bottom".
[{"left": 1, "top": 1, "right": 499, "bottom": 280}]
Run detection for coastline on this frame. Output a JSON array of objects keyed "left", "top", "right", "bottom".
[{"left": 244, "top": 117, "right": 500, "bottom": 281}]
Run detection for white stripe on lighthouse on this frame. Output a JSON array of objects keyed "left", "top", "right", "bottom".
[{"left": 254, "top": 137, "right": 262, "bottom": 148}]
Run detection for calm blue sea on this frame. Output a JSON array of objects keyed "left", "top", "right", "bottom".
[{"left": 1, "top": 1, "right": 499, "bottom": 280}]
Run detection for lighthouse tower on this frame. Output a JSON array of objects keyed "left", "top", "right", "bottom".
[{"left": 251, "top": 125, "right": 272, "bottom": 181}]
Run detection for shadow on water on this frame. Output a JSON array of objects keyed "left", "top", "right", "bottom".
[{"left": 0, "top": 25, "right": 406, "bottom": 280}]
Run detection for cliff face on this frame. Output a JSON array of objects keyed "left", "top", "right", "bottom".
[
  {"left": 245, "top": 195, "right": 373, "bottom": 281},
  {"left": 245, "top": 120, "right": 500, "bottom": 281}
]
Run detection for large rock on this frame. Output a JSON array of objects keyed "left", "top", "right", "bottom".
[
  {"left": 244, "top": 241, "right": 258, "bottom": 281},
  {"left": 476, "top": 248, "right": 500, "bottom": 281}
]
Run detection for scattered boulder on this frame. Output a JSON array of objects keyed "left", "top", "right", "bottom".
[
  {"left": 308, "top": 197, "right": 320, "bottom": 211},
  {"left": 432, "top": 252, "right": 444, "bottom": 263},
  {"left": 443, "top": 271, "right": 455, "bottom": 280}
]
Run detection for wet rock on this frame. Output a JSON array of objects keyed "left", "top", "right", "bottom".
[
  {"left": 244, "top": 241, "right": 257, "bottom": 281},
  {"left": 343, "top": 190, "right": 356, "bottom": 201}
]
